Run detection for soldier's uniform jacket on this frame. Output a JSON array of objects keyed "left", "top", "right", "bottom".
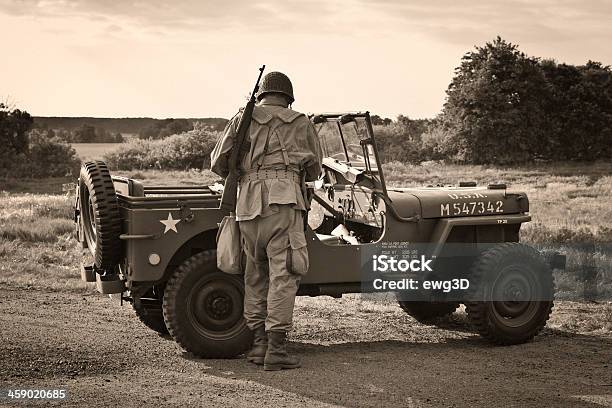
[{"left": 211, "top": 102, "right": 323, "bottom": 221}]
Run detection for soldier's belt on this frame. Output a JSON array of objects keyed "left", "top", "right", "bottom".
[{"left": 240, "top": 169, "right": 300, "bottom": 183}]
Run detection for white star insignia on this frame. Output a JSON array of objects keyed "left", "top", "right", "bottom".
[{"left": 160, "top": 213, "right": 180, "bottom": 234}]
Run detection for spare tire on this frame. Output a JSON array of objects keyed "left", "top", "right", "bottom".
[{"left": 78, "top": 161, "right": 122, "bottom": 270}]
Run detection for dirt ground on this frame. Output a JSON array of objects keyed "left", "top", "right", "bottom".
[{"left": 0, "top": 287, "right": 610, "bottom": 408}]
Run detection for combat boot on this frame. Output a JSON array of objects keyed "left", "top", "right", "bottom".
[
  {"left": 264, "top": 331, "right": 300, "bottom": 371},
  {"left": 246, "top": 325, "right": 267, "bottom": 365}
]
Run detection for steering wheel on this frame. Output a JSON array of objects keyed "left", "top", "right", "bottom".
[
  {"left": 329, "top": 144, "right": 365, "bottom": 162},
  {"left": 346, "top": 144, "right": 365, "bottom": 160}
]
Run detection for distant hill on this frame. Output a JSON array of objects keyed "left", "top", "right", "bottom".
[{"left": 33, "top": 116, "right": 229, "bottom": 134}]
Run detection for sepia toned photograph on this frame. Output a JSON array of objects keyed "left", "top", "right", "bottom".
[{"left": 0, "top": 1, "right": 611, "bottom": 407}]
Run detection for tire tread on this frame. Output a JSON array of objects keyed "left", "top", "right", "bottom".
[{"left": 466, "top": 243, "right": 554, "bottom": 345}]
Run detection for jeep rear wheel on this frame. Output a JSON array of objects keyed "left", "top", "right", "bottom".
[
  {"left": 78, "top": 160, "right": 122, "bottom": 270},
  {"left": 466, "top": 243, "right": 554, "bottom": 345},
  {"left": 163, "top": 251, "right": 252, "bottom": 358},
  {"left": 396, "top": 300, "right": 460, "bottom": 323}
]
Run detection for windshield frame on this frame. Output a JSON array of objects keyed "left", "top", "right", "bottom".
[{"left": 310, "top": 111, "right": 388, "bottom": 197}]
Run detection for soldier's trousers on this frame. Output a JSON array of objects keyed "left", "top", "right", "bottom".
[{"left": 239, "top": 205, "right": 309, "bottom": 332}]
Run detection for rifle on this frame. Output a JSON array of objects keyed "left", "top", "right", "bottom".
[{"left": 220, "top": 65, "right": 266, "bottom": 212}]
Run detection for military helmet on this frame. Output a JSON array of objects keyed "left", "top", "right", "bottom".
[{"left": 257, "top": 71, "right": 294, "bottom": 104}]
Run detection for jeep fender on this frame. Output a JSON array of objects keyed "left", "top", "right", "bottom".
[{"left": 429, "top": 214, "right": 531, "bottom": 258}]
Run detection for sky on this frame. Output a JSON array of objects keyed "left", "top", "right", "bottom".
[{"left": 1, "top": 0, "right": 611, "bottom": 119}]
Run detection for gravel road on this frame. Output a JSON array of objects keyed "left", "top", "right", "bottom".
[{"left": 0, "top": 287, "right": 610, "bottom": 407}]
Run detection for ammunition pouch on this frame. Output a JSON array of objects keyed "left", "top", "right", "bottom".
[{"left": 240, "top": 169, "right": 300, "bottom": 183}]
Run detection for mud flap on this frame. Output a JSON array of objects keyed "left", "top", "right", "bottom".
[
  {"left": 95, "top": 274, "right": 125, "bottom": 294},
  {"left": 80, "top": 265, "right": 96, "bottom": 282}
]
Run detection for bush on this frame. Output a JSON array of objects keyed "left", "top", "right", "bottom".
[
  {"left": 1, "top": 106, "right": 80, "bottom": 179},
  {"left": 138, "top": 118, "right": 193, "bottom": 140},
  {"left": 374, "top": 124, "right": 419, "bottom": 163},
  {"left": 1, "top": 130, "right": 81, "bottom": 178},
  {"left": 104, "top": 124, "right": 221, "bottom": 171},
  {"left": 373, "top": 118, "right": 447, "bottom": 164},
  {"left": 28, "top": 134, "right": 81, "bottom": 177}
]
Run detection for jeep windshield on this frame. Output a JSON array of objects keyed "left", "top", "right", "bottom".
[
  {"left": 311, "top": 113, "right": 387, "bottom": 194},
  {"left": 312, "top": 114, "right": 379, "bottom": 172}
]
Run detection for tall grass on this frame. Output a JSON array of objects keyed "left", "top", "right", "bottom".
[
  {"left": 0, "top": 193, "right": 84, "bottom": 292},
  {"left": 0, "top": 217, "right": 74, "bottom": 243},
  {"left": 0, "top": 193, "right": 73, "bottom": 221},
  {"left": 1, "top": 162, "right": 611, "bottom": 302}
]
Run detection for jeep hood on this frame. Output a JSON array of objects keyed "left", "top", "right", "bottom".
[{"left": 386, "top": 187, "right": 529, "bottom": 219}]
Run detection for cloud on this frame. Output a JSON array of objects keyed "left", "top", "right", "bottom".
[
  {"left": 106, "top": 23, "right": 121, "bottom": 33},
  {"left": 366, "top": 0, "right": 612, "bottom": 45},
  {"left": 1, "top": 0, "right": 610, "bottom": 45},
  {"left": 0, "top": 0, "right": 339, "bottom": 34}
]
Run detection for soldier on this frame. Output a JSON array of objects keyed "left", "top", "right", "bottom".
[{"left": 211, "top": 71, "right": 323, "bottom": 371}]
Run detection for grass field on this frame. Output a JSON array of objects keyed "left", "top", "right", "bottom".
[
  {"left": 71, "top": 143, "right": 123, "bottom": 161},
  {"left": 0, "top": 162, "right": 610, "bottom": 332}
]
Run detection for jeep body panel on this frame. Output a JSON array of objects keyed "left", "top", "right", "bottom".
[{"left": 116, "top": 186, "right": 224, "bottom": 283}]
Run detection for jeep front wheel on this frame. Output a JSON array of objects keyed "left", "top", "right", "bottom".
[
  {"left": 163, "top": 251, "right": 252, "bottom": 358},
  {"left": 466, "top": 243, "right": 554, "bottom": 345}
]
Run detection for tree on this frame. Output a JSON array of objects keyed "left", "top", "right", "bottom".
[
  {"left": 373, "top": 116, "right": 434, "bottom": 163},
  {"left": 371, "top": 115, "right": 393, "bottom": 126},
  {"left": 95, "top": 126, "right": 111, "bottom": 142},
  {"left": 138, "top": 118, "right": 193, "bottom": 140},
  {"left": 73, "top": 124, "right": 97, "bottom": 143},
  {"left": 0, "top": 103, "right": 33, "bottom": 156},
  {"left": 1, "top": 104, "right": 79, "bottom": 178},
  {"left": 0, "top": 103, "right": 33, "bottom": 175},
  {"left": 440, "top": 36, "right": 550, "bottom": 164},
  {"left": 541, "top": 60, "right": 612, "bottom": 160},
  {"left": 57, "top": 128, "right": 71, "bottom": 143},
  {"left": 112, "top": 132, "right": 124, "bottom": 143},
  {"left": 159, "top": 119, "right": 191, "bottom": 138}
]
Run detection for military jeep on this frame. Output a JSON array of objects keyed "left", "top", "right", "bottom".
[{"left": 75, "top": 112, "right": 561, "bottom": 358}]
